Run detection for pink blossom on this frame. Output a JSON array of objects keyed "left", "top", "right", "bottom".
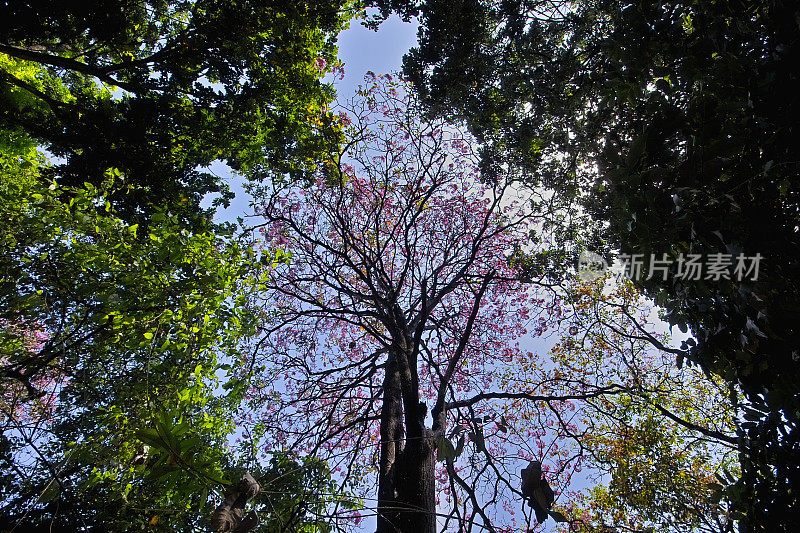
[{"left": 313, "top": 57, "right": 327, "bottom": 71}]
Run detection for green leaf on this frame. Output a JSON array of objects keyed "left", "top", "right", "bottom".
[
  {"left": 137, "top": 428, "right": 165, "bottom": 448},
  {"left": 436, "top": 435, "right": 457, "bottom": 462},
  {"left": 455, "top": 435, "right": 465, "bottom": 458},
  {"left": 40, "top": 479, "right": 61, "bottom": 503},
  {"left": 199, "top": 469, "right": 230, "bottom": 486}
]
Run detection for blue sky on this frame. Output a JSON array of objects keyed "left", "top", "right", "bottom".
[{"left": 336, "top": 14, "right": 419, "bottom": 97}]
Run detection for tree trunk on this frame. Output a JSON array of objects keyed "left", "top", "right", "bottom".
[
  {"left": 392, "top": 429, "right": 437, "bottom": 532},
  {"left": 377, "top": 358, "right": 404, "bottom": 532},
  {"left": 376, "top": 355, "right": 437, "bottom": 533}
]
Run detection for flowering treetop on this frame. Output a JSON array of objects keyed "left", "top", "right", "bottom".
[{"left": 242, "top": 74, "right": 580, "bottom": 531}]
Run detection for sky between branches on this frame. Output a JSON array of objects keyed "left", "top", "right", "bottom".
[{"left": 203, "top": 14, "right": 420, "bottom": 224}]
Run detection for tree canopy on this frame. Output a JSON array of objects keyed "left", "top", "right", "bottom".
[
  {"left": 3, "top": 1, "right": 798, "bottom": 531},
  {"left": 0, "top": 0, "right": 356, "bottom": 223},
  {"left": 1, "top": 2, "right": 364, "bottom": 530},
  {"left": 245, "top": 74, "right": 555, "bottom": 532}
]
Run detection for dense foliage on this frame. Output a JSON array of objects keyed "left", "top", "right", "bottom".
[
  {"left": 1, "top": 2, "right": 363, "bottom": 530},
  {"left": 0, "top": 138, "right": 331, "bottom": 530},
  {"left": 0, "top": 0, "right": 356, "bottom": 223}
]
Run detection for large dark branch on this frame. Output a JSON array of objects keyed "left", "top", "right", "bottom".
[
  {"left": 0, "top": 43, "right": 139, "bottom": 92},
  {"left": 0, "top": 69, "right": 73, "bottom": 114}
]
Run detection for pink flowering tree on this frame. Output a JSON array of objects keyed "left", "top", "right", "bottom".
[
  {"left": 240, "top": 74, "right": 609, "bottom": 532},
  {"left": 0, "top": 319, "right": 60, "bottom": 429}
]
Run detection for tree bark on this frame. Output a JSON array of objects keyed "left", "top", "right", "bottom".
[
  {"left": 392, "top": 428, "right": 436, "bottom": 532},
  {"left": 376, "top": 351, "right": 437, "bottom": 533},
  {"left": 377, "top": 357, "right": 404, "bottom": 532}
]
